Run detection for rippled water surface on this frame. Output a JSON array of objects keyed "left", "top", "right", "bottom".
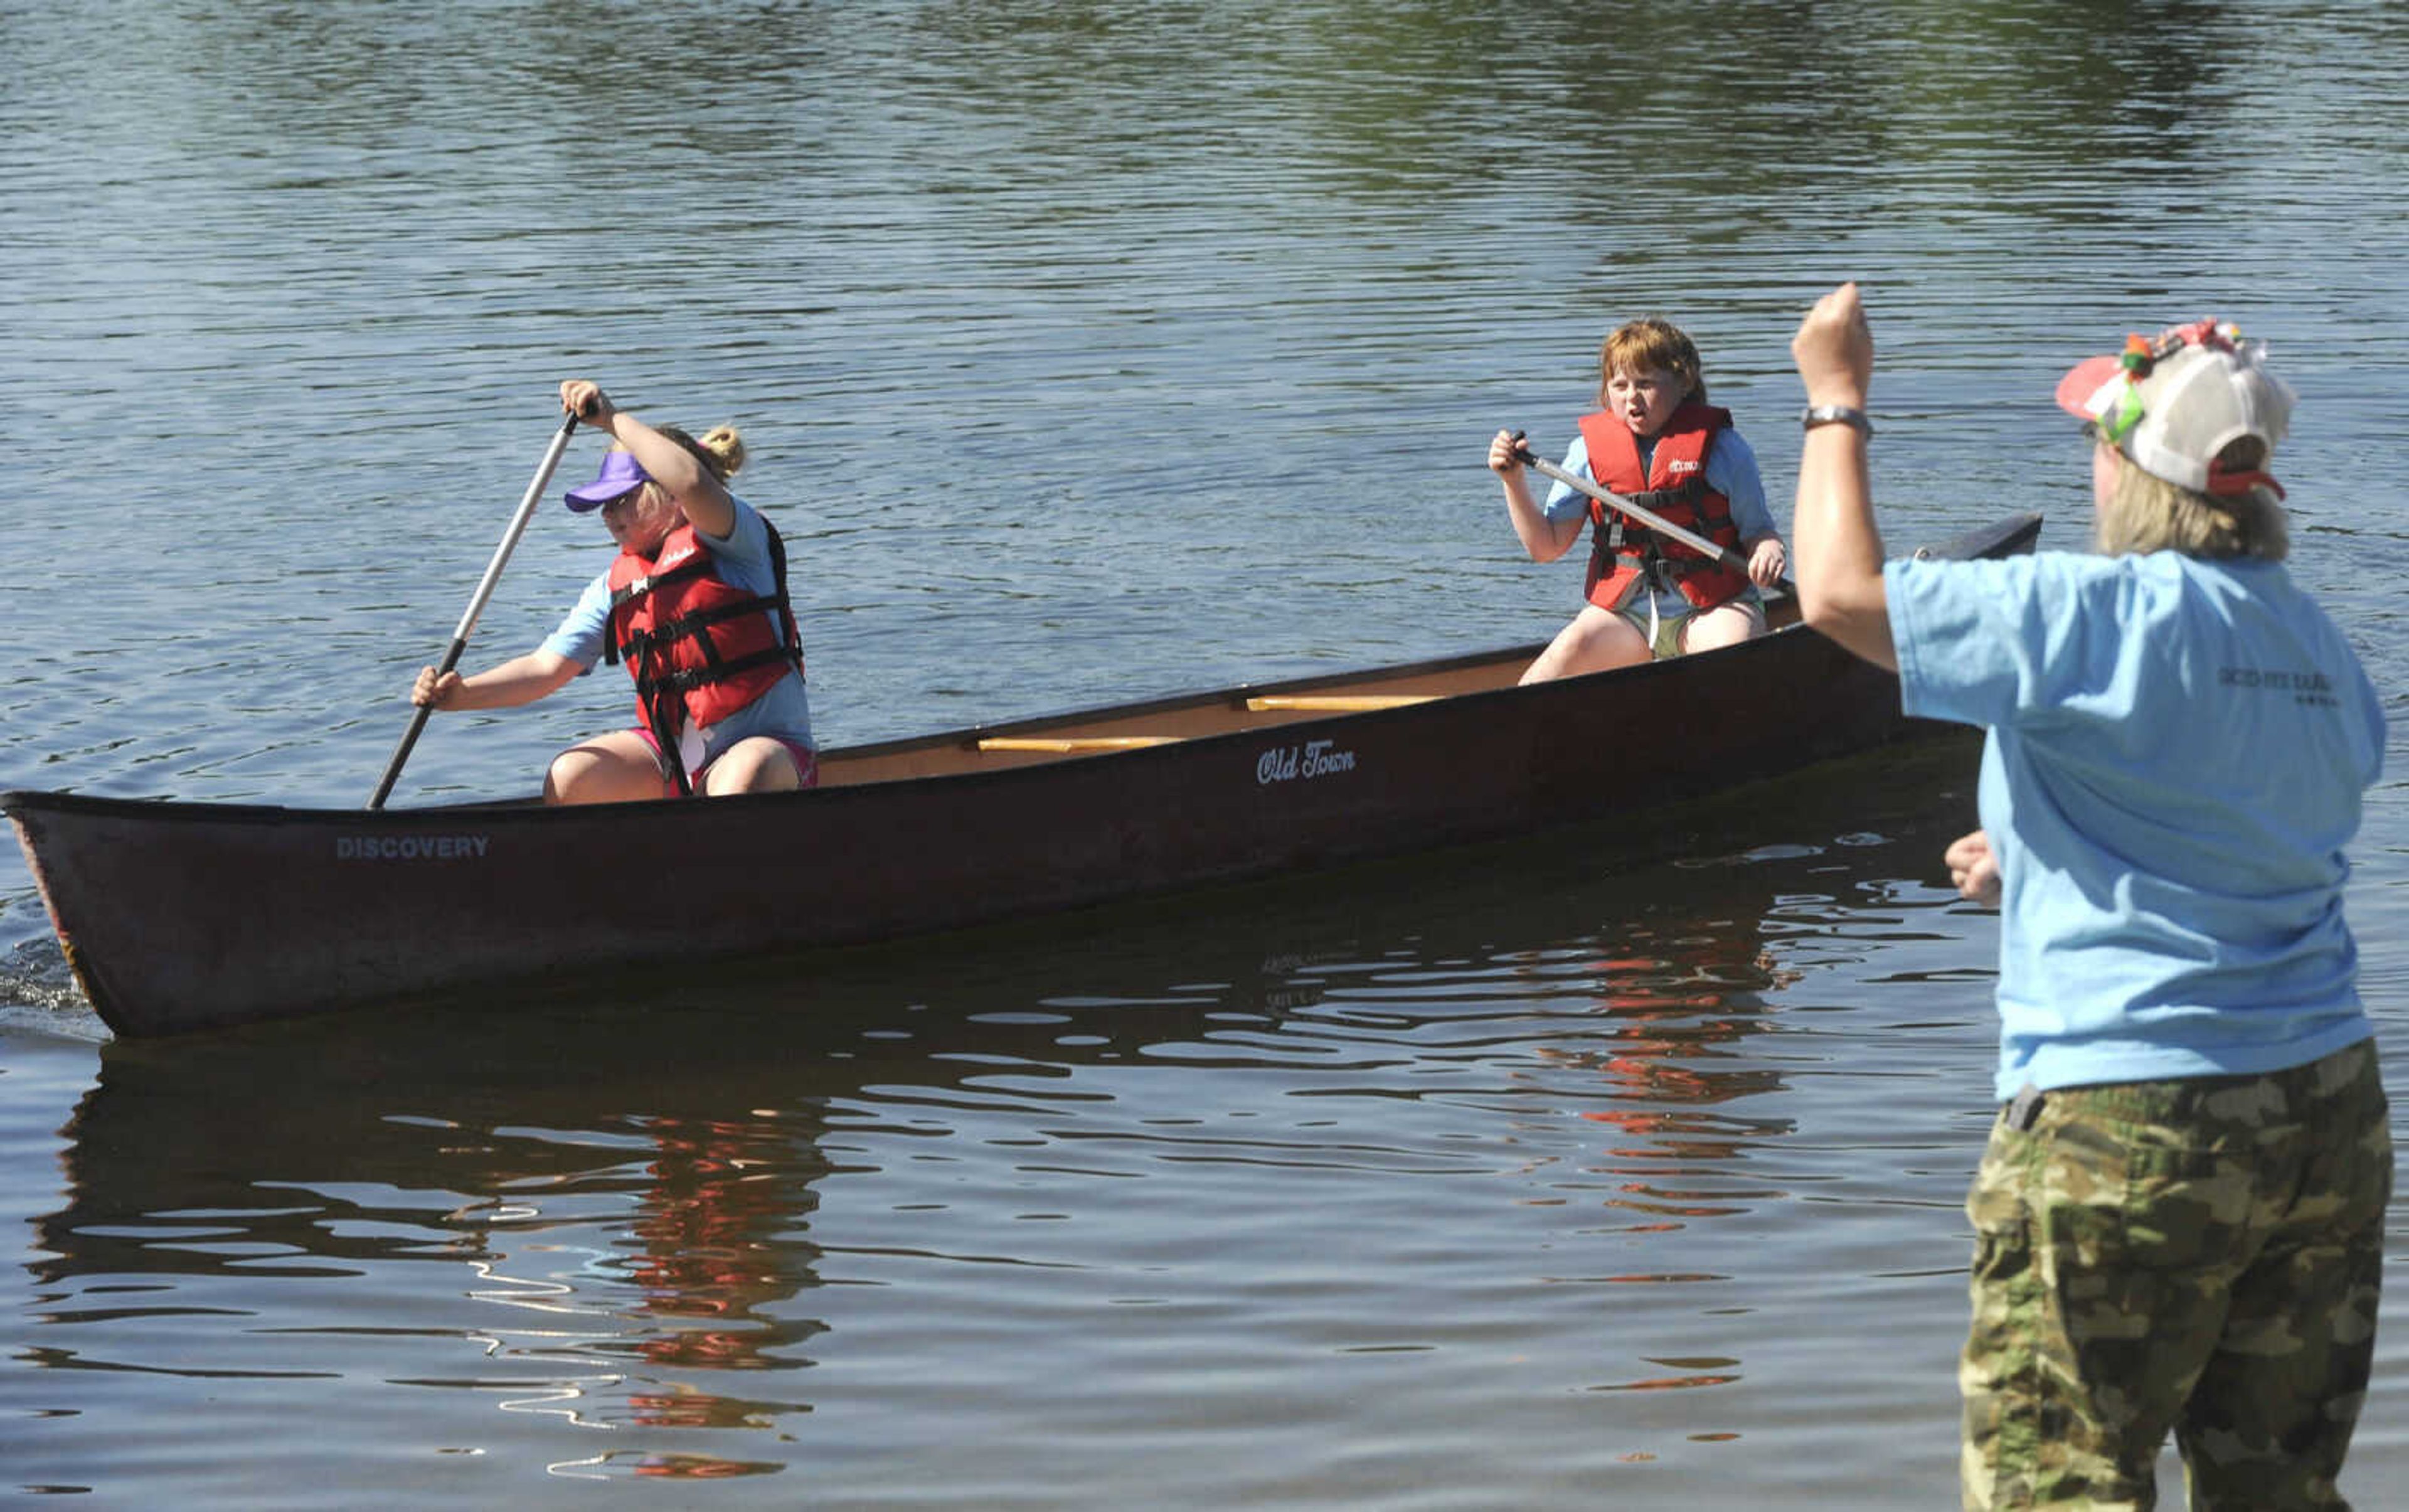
[{"left": 7, "top": 2, "right": 2409, "bottom": 1505}]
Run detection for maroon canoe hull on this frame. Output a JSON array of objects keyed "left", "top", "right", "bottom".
[{"left": 7, "top": 514, "right": 2041, "bottom": 1036}]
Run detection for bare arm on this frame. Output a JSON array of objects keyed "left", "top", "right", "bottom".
[
  {"left": 1487, "top": 429, "right": 1587, "bottom": 563},
  {"left": 413, "top": 649, "right": 582, "bottom": 711},
  {"left": 1788, "top": 284, "right": 1896, "bottom": 671},
  {"left": 560, "top": 380, "right": 737, "bottom": 540}
]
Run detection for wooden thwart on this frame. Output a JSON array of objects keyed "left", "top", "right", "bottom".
[
  {"left": 976, "top": 735, "right": 1183, "bottom": 753},
  {"left": 1245, "top": 694, "right": 1437, "bottom": 713}
]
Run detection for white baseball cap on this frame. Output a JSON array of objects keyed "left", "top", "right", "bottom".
[{"left": 2054, "top": 320, "right": 2293, "bottom": 499}]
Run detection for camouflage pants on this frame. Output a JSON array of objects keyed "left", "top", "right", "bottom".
[{"left": 1960, "top": 1040, "right": 2391, "bottom": 1510}]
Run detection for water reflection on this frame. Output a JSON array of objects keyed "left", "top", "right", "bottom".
[
  {"left": 1552, "top": 924, "right": 1797, "bottom": 1180},
  {"left": 36, "top": 1000, "right": 873, "bottom": 1467},
  {"left": 620, "top": 1114, "right": 824, "bottom": 1386},
  {"left": 25, "top": 738, "right": 1988, "bottom": 1484}
]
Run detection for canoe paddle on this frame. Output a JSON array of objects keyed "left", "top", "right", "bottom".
[
  {"left": 366, "top": 412, "right": 580, "bottom": 809},
  {"left": 1506, "top": 430, "right": 1795, "bottom": 597}
]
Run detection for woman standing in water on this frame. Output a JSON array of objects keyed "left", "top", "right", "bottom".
[{"left": 1790, "top": 282, "right": 2388, "bottom": 1509}]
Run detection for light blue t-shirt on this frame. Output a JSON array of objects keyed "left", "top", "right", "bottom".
[
  {"left": 1887, "top": 550, "right": 2383, "bottom": 1099},
  {"left": 544, "top": 494, "right": 815, "bottom": 758},
  {"left": 1543, "top": 427, "right": 1777, "bottom": 615}
]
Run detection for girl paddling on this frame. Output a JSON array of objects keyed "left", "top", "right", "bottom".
[
  {"left": 412, "top": 380, "right": 816, "bottom": 803},
  {"left": 1487, "top": 316, "right": 1789, "bottom": 683}
]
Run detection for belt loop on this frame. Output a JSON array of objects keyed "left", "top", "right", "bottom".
[{"left": 2004, "top": 1084, "right": 2046, "bottom": 1131}]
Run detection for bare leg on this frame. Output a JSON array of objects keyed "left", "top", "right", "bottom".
[
  {"left": 1520, "top": 605, "right": 1652, "bottom": 684},
  {"left": 545, "top": 730, "right": 676, "bottom": 806},
  {"left": 1679, "top": 600, "right": 1767, "bottom": 653},
  {"left": 700, "top": 736, "right": 804, "bottom": 796}
]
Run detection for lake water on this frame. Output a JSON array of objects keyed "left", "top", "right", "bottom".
[{"left": 6, "top": 3, "right": 2409, "bottom": 1505}]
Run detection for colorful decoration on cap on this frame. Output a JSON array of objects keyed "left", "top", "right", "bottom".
[
  {"left": 2091, "top": 319, "right": 2250, "bottom": 447},
  {"left": 2098, "top": 382, "right": 2147, "bottom": 444},
  {"left": 2125, "top": 319, "right": 2235, "bottom": 367},
  {"left": 2060, "top": 313, "right": 2290, "bottom": 508}
]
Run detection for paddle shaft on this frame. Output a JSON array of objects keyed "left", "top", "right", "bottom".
[
  {"left": 1508, "top": 438, "right": 1794, "bottom": 596},
  {"left": 366, "top": 412, "right": 580, "bottom": 809}
]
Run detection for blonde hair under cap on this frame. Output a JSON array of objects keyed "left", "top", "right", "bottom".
[
  {"left": 2095, "top": 446, "right": 2289, "bottom": 561},
  {"left": 2058, "top": 321, "right": 2293, "bottom": 562}
]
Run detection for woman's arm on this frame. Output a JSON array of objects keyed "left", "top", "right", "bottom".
[{"left": 1789, "top": 284, "right": 1896, "bottom": 670}]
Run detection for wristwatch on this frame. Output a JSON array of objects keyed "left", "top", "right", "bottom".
[{"left": 1801, "top": 405, "right": 1873, "bottom": 436}]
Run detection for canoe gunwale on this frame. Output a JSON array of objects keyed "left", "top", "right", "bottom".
[
  {"left": 1, "top": 511, "right": 2042, "bottom": 828},
  {"left": 0, "top": 626, "right": 1689, "bottom": 824}
]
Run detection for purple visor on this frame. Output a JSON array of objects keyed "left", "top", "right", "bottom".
[{"left": 564, "top": 450, "right": 652, "bottom": 512}]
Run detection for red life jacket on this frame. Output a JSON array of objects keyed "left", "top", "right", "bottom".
[
  {"left": 605, "top": 519, "right": 804, "bottom": 792},
  {"left": 1577, "top": 402, "right": 1749, "bottom": 611}
]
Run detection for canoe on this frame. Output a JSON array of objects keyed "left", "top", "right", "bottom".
[{"left": 6, "top": 513, "right": 2041, "bottom": 1038}]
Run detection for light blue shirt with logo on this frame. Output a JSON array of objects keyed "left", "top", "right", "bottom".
[{"left": 1886, "top": 550, "right": 2382, "bottom": 1100}]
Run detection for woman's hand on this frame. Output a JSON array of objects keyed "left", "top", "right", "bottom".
[
  {"left": 412, "top": 666, "right": 462, "bottom": 710},
  {"left": 1487, "top": 429, "right": 1526, "bottom": 477},
  {"left": 1791, "top": 282, "right": 1874, "bottom": 409},
  {"left": 1748, "top": 536, "right": 1789, "bottom": 587},
  {"left": 1945, "top": 828, "right": 2001, "bottom": 908},
  {"left": 560, "top": 379, "right": 616, "bottom": 428}
]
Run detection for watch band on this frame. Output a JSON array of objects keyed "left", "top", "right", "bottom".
[{"left": 1801, "top": 404, "right": 1873, "bottom": 436}]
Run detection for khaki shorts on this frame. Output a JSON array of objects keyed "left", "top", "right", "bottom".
[
  {"left": 1607, "top": 594, "right": 1763, "bottom": 659},
  {"left": 1959, "top": 1040, "right": 2391, "bottom": 1509}
]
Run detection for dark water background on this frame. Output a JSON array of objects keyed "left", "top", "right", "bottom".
[{"left": 6, "top": 2, "right": 2409, "bottom": 1504}]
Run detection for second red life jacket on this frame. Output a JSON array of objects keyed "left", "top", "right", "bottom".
[{"left": 1576, "top": 402, "right": 1749, "bottom": 611}]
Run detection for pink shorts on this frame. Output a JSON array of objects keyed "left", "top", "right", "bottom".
[{"left": 634, "top": 728, "right": 820, "bottom": 791}]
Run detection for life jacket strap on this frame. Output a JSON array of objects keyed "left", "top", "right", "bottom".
[
  {"left": 1624, "top": 479, "right": 1705, "bottom": 513},
  {"left": 617, "top": 594, "right": 789, "bottom": 669},
  {"left": 630, "top": 644, "right": 799, "bottom": 698},
  {"left": 607, "top": 553, "right": 713, "bottom": 611},
  {"left": 627, "top": 652, "right": 694, "bottom": 797}
]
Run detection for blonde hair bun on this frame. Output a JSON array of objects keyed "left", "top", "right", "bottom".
[
  {"left": 659, "top": 423, "right": 746, "bottom": 482},
  {"left": 695, "top": 423, "right": 745, "bottom": 479}
]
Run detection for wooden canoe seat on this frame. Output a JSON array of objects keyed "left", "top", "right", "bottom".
[
  {"left": 1245, "top": 694, "right": 1437, "bottom": 713},
  {"left": 976, "top": 735, "right": 1183, "bottom": 753}
]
